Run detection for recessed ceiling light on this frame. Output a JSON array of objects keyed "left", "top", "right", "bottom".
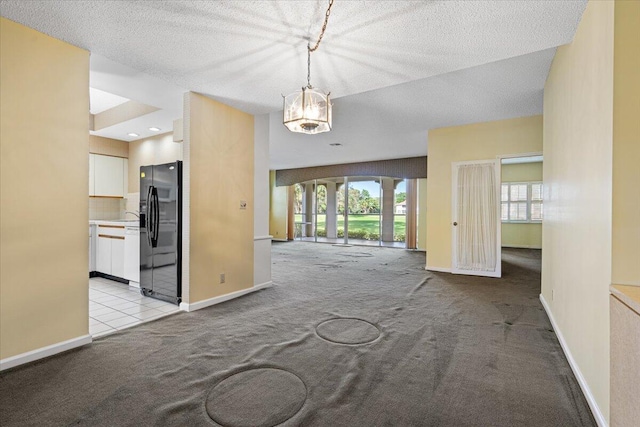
[
  {"left": 127, "top": 133, "right": 139, "bottom": 137},
  {"left": 149, "top": 127, "right": 161, "bottom": 132}
]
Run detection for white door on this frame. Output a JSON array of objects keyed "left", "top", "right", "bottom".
[{"left": 451, "top": 159, "right": 501, "bottom": 278}]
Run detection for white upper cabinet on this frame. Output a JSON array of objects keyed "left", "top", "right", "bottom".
[
  {"left": 92, "top": 154, "right": 126, "bottom": 197},
  {"left": 89, "top": 154, "right": 95, "bottom": 196},
  {"left": 122, "top": 158, "right": 128, "bottom": 197}
]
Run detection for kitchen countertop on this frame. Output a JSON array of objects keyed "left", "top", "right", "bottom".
[
  {"left": 610, "top": 284, "right": 640, "bottom": 316},
  {"left": 90, "top": 219, "right": 139, "bottom": 228}
]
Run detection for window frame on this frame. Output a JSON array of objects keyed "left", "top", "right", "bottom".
[{"left": 501, "top": 181, "right": 543, "bottom": 223}]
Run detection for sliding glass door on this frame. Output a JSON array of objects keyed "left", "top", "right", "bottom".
[
  {"left": 293, "top": 176, "right": 407, "bottom": 248},
  {"left": 346, "top": 178, "right": 382, "bottom": 246}
]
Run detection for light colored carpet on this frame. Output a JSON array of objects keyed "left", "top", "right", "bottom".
[{"left": 0, "top": 243, "right": 595, "bottom": 426}]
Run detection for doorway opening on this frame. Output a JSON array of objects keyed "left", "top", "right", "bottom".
[{"left": 500, "top": 155, "right": 544, "bottom": 251}]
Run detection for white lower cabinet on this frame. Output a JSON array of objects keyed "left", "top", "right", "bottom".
[
  {"left": 89, "top": 225, "right": 96, "bottom": 272},
  {"left": 96, "top": 225, "right": 126, "bottom": 277},
  {"left": 96, "top": 235, "right": 112, "bottom": 274},
  {"left": 111, "top": 238, "right": 125, "bottom": 278},
  {"left": 124, "top": 228, "right": 140, "bottom": 283}
]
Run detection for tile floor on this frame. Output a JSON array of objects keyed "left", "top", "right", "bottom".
[{"left": 89, "top": 277, "right": 180, "bottom": 337}]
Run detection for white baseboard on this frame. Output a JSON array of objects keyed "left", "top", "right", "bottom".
[
  {"left": 502, "top": 244, "right": 542, "bottom": 249},
  {"left": 0, "top": 334, "right": 92, "bottom": 371},
  {"left": 539, "top": 294, "right": 608, "bottom": 427},
  {"left": 425, "top": 266, "right": 451, "bottom": 273},
  {"left": 253, "top": 235, "right": 273, "bottom": 241},
  {"left": 128, "top": 281, "right": 140, "bottom": 289},
  {"left": 180, "top": 281, "right": 273, "bottom": 312}
]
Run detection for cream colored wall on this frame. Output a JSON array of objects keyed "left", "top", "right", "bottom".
[
  {"left": 187, "top": 93, "right": 254, "bottom": 302},
  {"left": 417, "top": 178, "right": 427, "bottom": 251},
  {"left": 127, "top": 132, "right": 182, "bottom": 193},
  {"left": 501, "top": 162, "right": 542, "bottom": 182},
  {"left": 269, "top": 171, "right": 288, "bottom": 241},
  {"left": 612, "top": 0, "right": 640, "bottom": 286},
  {"left": 89, "top": 135, "right": 128, "bottom": 158},
  {"left": 501, "top": 162, "right": 543, "bottom": 249},
  {"left": 425, "top": 115, "right": 543, "bottom": 269},
  {"left": 501, "top": 223, "right": 542, "bottom": 249},
  {"left": 542, "top": 0, "right": 614, "bottom": 422},
  {"left": 0, "top": 18, "right": 89, "bottom": 359}
]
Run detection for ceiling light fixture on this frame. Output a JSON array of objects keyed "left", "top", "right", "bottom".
[
  {"left": 283, "top": 0, "right": 334, "bottom": 135},
  {"left": 149, "top": 127, "right": 161, "bottom": 132},
  {"left": 127, "top": 133, "right": 139, "bottom": 137}
]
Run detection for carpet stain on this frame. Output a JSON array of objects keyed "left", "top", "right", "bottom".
[
  {"left": 205, "top": 367, "right": 307, "bottom": 427},
  {"left": 336, "top": 252, "right": 374, "bottom": 258}
]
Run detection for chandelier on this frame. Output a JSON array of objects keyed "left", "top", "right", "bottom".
[{"left": 283, "top": 0, "right": 334, "bottom": 135}]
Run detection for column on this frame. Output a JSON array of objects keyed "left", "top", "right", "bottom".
[
  {"left": 381, "top": 178, "right": 395, "bottom": 242},
  {"left": 304, "top": 183, "right": 314, "bottom": 237},
  {"left": 325, "top": 182, "right": 337, "bottom": 239},
  {"left": 406, "top": 179, "right": 417, "bottom": 249}
]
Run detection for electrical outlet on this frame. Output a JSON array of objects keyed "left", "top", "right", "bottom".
[{"left": 220, "top": 273, "right": 225, "bottom": 284}]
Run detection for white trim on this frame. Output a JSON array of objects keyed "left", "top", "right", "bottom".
[
  {"left": 539, "top": 294, "right": 608, "bottom": 427},
  {"left": 254, "top": 235, "right": 273, "bottom": 241},
  {"left": 425, "top": 266, "right": 451, "bottom": 273},
  {"left": 0, "top": 334, "right": 92, "bottom": 371},
  {"left": 179, "top": 281, "right": 272, "bottom": 312},
  {"left": 497, "top": 151, "right": 543, "bottom": 160}
]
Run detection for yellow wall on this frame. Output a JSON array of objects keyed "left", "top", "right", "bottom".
[
  {"left": 501, "top": 162, "right": 543, "bottom": 249},
  {"left": 612, "top": 0, "right": 640, "bottom": 286},
  {"left": 187, "top": 93, "right": 254, "bottom": 302},
  {"left": 417, "top": 178, "right": 427, "bottom": 251},
  {"left": 0, "top": 18, "right": 89, "bottom": 359},
  {"left": 128, "top": 132, "right": 182, "bottom": 193},
  {"left": 425, "top": 115, "right": 543, "bottom": 269},
  {"left": 501, "top": 162, "right": 542, "bottom": 182},
  {"left": 89, "top": 135, "right": 128, "bottom": 158},
  {"left": 269, "top": 171, "right": 288, "bottom": 241},
  {"left": 542, "top": 0, "right": 614, "bottom": 422}
]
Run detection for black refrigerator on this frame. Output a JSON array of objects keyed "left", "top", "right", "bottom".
[{"left": 140, "top": 161, "right": 182, "bottom": 304}]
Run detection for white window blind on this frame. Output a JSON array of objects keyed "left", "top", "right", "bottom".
[{"left": 501, "top": 182, "right": 543, "bottom": 223}]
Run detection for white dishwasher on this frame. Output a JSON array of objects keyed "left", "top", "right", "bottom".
[{"left": 123, "top": 226, "right": 140, "bottom": 286}]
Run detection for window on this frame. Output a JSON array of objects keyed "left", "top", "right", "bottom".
[{"left": 501, "top": 182, "right": 543, "bottom": 222}]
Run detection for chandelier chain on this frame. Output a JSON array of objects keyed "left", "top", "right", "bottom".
[
  {"left": 306, "top": 0, "right": 334, "bottom": 88},
  {"left": 308, "top": 0, "right": 334, "bottom": 53}
]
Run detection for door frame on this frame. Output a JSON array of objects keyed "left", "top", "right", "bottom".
[{"left": 451, "top": 159, "right": 502, "bottom": 278}]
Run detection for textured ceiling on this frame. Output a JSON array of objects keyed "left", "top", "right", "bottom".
[
  {"left": 269, "top": 48, "right": 555, "bottom": 169},
  {"left": 1, "top": 1, "right": 587, "bottom": 169},
  {"left": 1, "top": 0, "right": 587, "bottom": 115}
]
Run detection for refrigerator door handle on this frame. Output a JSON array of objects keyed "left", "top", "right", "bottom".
[
  {"left": 152, "top": 187, "right": 160, "bottom": 247},
  {"left": 146, "top": 185, "right": 154, "bottom": 248}
]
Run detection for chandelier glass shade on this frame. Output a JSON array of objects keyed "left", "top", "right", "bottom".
[
  {"left": 283, "top": 0, "right": 334, "bottom": 135},
  {"left": 283, "top": 86, "right": 332, "bottom": 134}
]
